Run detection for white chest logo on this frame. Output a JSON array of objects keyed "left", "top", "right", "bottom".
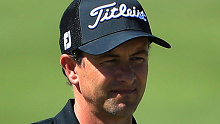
[{"left": 88, "top": 2, "right": 147, "bottom": 29}]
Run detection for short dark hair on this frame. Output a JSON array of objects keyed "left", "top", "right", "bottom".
[
  {"left": 62, "top": 49, "right": 84, "bottom": 86},
  {"left": 70, "top": 49, "right": 84, "bottom": 65}
]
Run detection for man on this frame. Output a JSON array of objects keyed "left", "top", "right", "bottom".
[{"left": 33, "top": 0, "right": 171, "bottom": 123}]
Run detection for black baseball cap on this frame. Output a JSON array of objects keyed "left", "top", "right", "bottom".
[{"left": 59, "top": 0, "right": 171, "bottom": 55}]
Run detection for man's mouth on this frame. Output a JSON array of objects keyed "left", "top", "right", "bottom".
[{"left": 110, "top": 88, "right": 136, "bottom": 95}]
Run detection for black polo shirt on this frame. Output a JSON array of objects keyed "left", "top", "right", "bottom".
[{"left": 32, "top": 99, "right": 137, "bottom": 124}]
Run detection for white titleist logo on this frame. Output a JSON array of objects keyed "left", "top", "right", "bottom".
[{"left": 88, "top": 2, "right": 147, "bottom": 29}]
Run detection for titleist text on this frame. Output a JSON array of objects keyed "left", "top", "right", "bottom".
[{"left": 88, "top": 2, "right": 147, "bottom": 29}]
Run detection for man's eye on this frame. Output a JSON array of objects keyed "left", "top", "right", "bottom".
[
  {"left": 100, "top": 59, "right": 117, "bottom": 65},
  {"left": 104, "top": 59, "right": 117, "bottom": 63},
  {"left": 131, "top": 57, "right": 145, "bottom": 62}
]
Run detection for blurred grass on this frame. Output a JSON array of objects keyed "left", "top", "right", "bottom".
[{"left": 1, "top": 0, "right": 219, "bottom": 124}]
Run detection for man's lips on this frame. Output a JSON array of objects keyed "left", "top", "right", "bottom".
[{"left": 110, "top": 88, "right": 136, "bottom": 94}]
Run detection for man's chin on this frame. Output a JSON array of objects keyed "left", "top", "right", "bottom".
[{"left": 103, "top": 98, "right": 138, "bottom": 117}]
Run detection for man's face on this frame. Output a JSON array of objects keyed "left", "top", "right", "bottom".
[{"left": 75, "top": 37, "right": 149, "bottom": 118}]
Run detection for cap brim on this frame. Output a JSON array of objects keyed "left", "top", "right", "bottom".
[{"left": 79, "top": 30, "right": 171, "bottom": 55}]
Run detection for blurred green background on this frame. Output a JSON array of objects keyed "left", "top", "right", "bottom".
[{"left": 1, "top": 0, "right": 219, "bottom": 123}]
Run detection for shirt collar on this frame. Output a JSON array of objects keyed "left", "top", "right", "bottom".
[{"left": 54, "top": 99, "right": 137, "bottom": 124}]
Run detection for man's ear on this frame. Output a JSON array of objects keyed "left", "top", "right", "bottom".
[{"left": 60, "top": 54, "right": 78, "bottom": 85}]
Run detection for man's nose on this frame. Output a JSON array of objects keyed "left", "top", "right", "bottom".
[{"left": 115, "top": 62, "right": 136, "bottom": 85}]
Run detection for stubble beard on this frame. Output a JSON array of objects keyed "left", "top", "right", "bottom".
[{"left": 102, "top": 96, "right": 140, "bottom": 117}]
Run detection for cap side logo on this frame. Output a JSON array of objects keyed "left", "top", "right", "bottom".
[
  {"left": 88, "top": 2, "right": 147, "bottom": 29},
  {"left": 64, "top": 31, "right": 72, "bottom": 50}
]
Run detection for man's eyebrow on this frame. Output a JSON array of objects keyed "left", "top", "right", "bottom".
[{"left": 131, "top": 50, "right": 148, "bottom": 56}]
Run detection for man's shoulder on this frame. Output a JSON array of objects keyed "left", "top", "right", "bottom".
[
  {"left": 31, "top": 99, "right": 77, "bottom": 124},
  {"left": 31, "top": 118, "right": 55, "bottom": 124}
]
